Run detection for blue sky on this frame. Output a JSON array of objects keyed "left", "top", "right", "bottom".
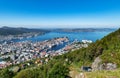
[{"left": 0, "top": 0, "right": 120, "bottom": 28}]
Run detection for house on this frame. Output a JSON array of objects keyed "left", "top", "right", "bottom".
[{"left": 81, "top": 66, "right": 92, "bottom": 72}]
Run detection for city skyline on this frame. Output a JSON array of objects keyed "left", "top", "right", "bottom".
[{"left": 0, "top": 0, "right": 120, "bottom": 28}]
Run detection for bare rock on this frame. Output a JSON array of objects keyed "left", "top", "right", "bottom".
[
  {"left": 92, "top": 57, "right": 117, "bottom": 71},
  {"left": 91, "top": 57, "right": 102, "bottom": 71},
  {"left": 102, "top": 63, "right": 117, "bottom": 70}
]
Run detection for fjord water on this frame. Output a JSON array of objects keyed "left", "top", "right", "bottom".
[{"left": 16, "top": 29, "right": 116, "bottom": 42}]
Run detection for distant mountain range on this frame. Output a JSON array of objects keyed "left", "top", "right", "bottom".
[
  {"left": 0, "top": 26, "right": 116, "bottom": 36},
  {"left": 0, "top": 26, "right": 49, "bottom": 35},
  {"left": 54, "top": 28, "right": 116, "bottom": 32}
]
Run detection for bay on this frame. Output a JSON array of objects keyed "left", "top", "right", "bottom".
[{"left": 14, "top": 29, "right": 116, "bottom": 42}]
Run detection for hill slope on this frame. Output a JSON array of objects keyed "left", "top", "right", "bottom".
[{"left": 60, "top": 28, "right": 120, "bottom": 67}]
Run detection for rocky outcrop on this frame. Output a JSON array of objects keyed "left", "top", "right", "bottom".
[
  {"left": 102, "top": 63, "right": 117, "bottom": 70},
  {"left": 91, "top": 57, "right": 102, "bottom": 71},
  {"left": 92, "top": 57, "right": 117, "bottom": 71}
]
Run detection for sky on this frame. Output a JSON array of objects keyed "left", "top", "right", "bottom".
[{"left": 0, "top": 0, "right": 120, "bottom": 28}]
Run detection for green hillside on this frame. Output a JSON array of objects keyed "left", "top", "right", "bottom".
[
  {"left": 0, "top": 28, "right": 120, "bottom": 78},
  {"left": 63, "top": 28, "right": 120, "bottom": 67}
]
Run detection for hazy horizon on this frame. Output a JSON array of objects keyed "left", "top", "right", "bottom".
[{"left": 0, "top": 25, "right": 119, "bottom": 29}]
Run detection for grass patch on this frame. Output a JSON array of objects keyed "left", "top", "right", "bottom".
[{"left": 86, "top": 69, "right": 120, "bottom": 78}]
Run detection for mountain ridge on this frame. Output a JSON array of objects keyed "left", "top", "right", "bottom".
[{"left": 0, "top": 26, "right": 49, "bottom": 36}]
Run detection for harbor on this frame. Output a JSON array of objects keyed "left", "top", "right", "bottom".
[{"left": 0, "top": 36, "right": 93, "bottom": 69}]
